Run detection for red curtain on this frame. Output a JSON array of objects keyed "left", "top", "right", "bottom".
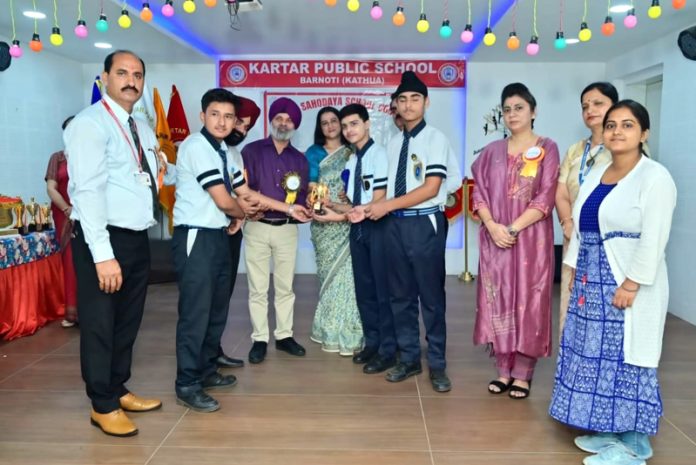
[{"left": 0, "top": 254, "right": 65, "bottom": 340}]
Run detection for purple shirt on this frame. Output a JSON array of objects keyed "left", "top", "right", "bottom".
[{"left": 242, "top": 136, "right": 309, "bottom": 220}]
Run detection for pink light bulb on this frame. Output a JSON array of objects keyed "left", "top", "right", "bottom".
[
  {"left": 74, "top": 20, "right": 88, "bottom": 38},
  {"left": 460, "top": 26, "right": 474, "bottom": 43},
  {"left": 624, "top": 8, "right": 638, "bottom": 29},
  {"left": 370, "top": 5, "right": 383, "bottom": 20},
  {"left": 526, "top": 42, "right": 540, "bottom": 56},
  {"left": 162, "top": 3, "right": 175, "bottom": 17},
  {"left": 9, "top": 40, "right": 23, "bottom": 58}
]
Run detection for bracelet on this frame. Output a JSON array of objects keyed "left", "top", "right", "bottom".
[
  {"left": 482, "top": 218, "right": 494, "bottom": 225},
  {"left": 287, "top": 205, "right": 295, "bottom": 217},
  {"left": 560, "top": 217, "right": 572, "bottom": 226},
  {"left": 620, "top": 284, "right": 639, "bottom": 293}
]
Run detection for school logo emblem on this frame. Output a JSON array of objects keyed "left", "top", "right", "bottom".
[
  {"left": 437, "top": 63, "right": 459, "bottom": 86},
  {"left": 226, "top": 64, "right": 248, "bottom": 85}
]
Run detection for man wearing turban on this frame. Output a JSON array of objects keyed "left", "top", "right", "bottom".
[{"left": 241, "top": 97, "right": 312, "bottom": 364}]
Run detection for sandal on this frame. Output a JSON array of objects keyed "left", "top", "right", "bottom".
[
  {"left": 488, "top": 378, "right": 514, "bottom": 394},
  {"left": 508, "top": 380, "right": 532, "bottom": 399}
]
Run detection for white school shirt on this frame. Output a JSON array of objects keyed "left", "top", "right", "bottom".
[
  {"left": 445, "top": 148, "right": 463, "bottom": 194},
  {"left": 386, "top": 121, "right": 451, "bottom": 209},
  {"left": 65, "top": 93, "right": 175, "bottom": 263},
  {"left": 565, "top": 157, "right": 677, "bottom": 368},
  {"left": 345, "top": 139, "right": 388, "bottom": 205},
  {"left": 173, "top": 132, "right": 245, "bottom": 228}
]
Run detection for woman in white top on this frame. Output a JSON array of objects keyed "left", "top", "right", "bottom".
[
  {"left": 549, "top": 100, "right": 677, "bottom": 465},
  {"left": 555, "top": 82, "right": 618, "bottom": 334}
]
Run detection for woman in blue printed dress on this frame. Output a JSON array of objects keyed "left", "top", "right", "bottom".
[
  {"left": 549, "top": 100, "right": 676, "bottom": 465},
  {"left": 305, "top": 107, "right": 363, "bottom": 356}
]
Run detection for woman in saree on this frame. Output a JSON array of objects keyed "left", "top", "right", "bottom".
[
  {"left": 472, "top": 83, "right": 560, "bottom": 399},
  {"left": 305, "top": 107, "right": 363, "bottom": 356}
]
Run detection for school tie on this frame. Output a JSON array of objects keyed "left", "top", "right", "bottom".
[
  {"left": 216, "top": 148, "right": 233, "bottom": 194},
  {"left": 128, "top": 116, "right": 158, "bottom": 217},
  {"left": 350, "top": 154, "right": 363, "bottom": 241},
  {"left": 395, "top": 131, "right": 410, "bottom": 197}
]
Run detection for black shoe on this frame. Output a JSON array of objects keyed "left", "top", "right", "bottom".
[
  {"left": 202, "top": 372, "right": 237, "bottom": 390},
  {"left": 352, "top": 347, "right": 378, "bottom": 364},
  {"left": 176, "top": 389, "right": 220, "bottom": 413},
  {"left": 248, "top": 341, "right": 267, "bottom": 364},
  {"left": 429, "top": 369, "right": 452, "bottom": 393},
  {"left": 275, "top": 337, "right": 306, "bottom": 356},
  {"left": 216, "top": 354, "right": 244, "bottom": 368},
  {"left": 363, "top": 356, "right": 397, "bottom": 374},
  {"left": 385, "top": 362, "right": 422, "bottom": 382}
]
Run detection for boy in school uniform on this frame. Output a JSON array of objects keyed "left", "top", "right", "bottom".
[
  {"left": 314, "top": 103, "right": 397, "bottom": 374},
  {"left": 172, "top": 88, "right": 258, "bottom": 413},
  {"left": 365, "top": 71, "right": 453, "bottom": 393}
]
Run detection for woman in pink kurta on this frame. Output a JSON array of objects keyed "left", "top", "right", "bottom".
[{"left": 471, "top": 83, "right": 559, "bottom": 399}]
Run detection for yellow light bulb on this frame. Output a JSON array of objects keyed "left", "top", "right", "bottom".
[
  {"left": 578, "top": 28, "right": 592, "bottom": 42},
  {"left": 416, "top": 15, "right": 429, "bottom": 33},
  {"left": 118, "top": 13, "right": 132, "bottom": 29},
  {"left": 183, "top": 0, "right": 196, "bottom": 13},
  {"left": 347, "top": 0, "right": 360, "bottom": 12},
  {"left": 50, "top": 33, "right": 63, "bottom": 46},
  {"left": 483, "top": 32, "right": 496, "bottom": 46},
  {"left": 648, "top": 5, "right": 662, "bottom": 18}
]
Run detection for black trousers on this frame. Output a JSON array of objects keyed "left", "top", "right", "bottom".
[
  {"left": 72, "top": 222, "right": 150, "bottom": 413},
  {"left": 349, "top": 219, "right": 396, "bottom": 358},
  {"left": 172, "top": 227, "right": 231, "bottom": 394},
  {"left": 385, "top": 212, "right": 448, "bottom": 370},
  {"left": 228, "top": 229, "right": 243, "bottom": 298}
]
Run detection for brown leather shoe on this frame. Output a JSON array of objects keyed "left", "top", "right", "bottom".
[
  {"left": 90, "top": 409, "right": 138, "bottom": 437},
  {"left": 119, "top": 392, "right": 162, "bottom": 412}
]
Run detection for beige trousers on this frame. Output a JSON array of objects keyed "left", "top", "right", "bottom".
[{"left": 243, "top": 221, "right": 298, "bottom": 342}]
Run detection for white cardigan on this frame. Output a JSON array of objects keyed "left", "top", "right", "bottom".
[{"left": 564, "top": 156, "right": 677, "bottom": 368}]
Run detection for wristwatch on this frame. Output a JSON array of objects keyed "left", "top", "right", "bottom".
[
  {"left": 287, "top": 205, "right": 295, "bottom": 217},
  {"left": 507, "top": 225, "right": 518, "bottom": 237}
]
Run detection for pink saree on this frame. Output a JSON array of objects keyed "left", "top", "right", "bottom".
[{"left": 471, "top": 137, "right": 559, "bottom": 359}]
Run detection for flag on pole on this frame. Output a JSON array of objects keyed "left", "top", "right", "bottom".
[
  {"left": 133, "top": 82, "right": 156, "bottom": 129},
  {"left": 153, "top": 87, "right": 177, "bottom": 234},
  {"left": 167, "top": 85, "right": 190, "bottom": 144},
  {"left": 90, "top": 75, "right": 103, "bottom": 104}
]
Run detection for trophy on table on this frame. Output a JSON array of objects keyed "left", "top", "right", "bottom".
[
  {"left": 25, "top": 198, "right": 38, "bottom": 233},
  {"left": 14, "top": 204, "right": 27, "bottom": 235},
  {"left": 309, "top": 182, "right": 329, "bottom": 215},
  {"left": 37, "top": 203, "right": 51, "bottom": 232}
]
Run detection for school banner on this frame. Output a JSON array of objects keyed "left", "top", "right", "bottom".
[{"left": 219, "top": 59, "right": 465, "bottom": 88}]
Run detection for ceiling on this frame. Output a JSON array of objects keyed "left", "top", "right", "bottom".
[{"left": 0, "top": 0, "right": 695, "bottom": 64}]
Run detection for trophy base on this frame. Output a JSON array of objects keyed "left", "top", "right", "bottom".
[
  {"left": 458, "top": 271, "right": 475, "bottom": 282},
  {"left": 0, "top": 228, "right": 19, "bottom": 237}
]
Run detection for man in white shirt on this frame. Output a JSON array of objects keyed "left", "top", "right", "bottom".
[
  {"left": 65, "top": 50, "right": 174, "bottom": 437},
  {"left": 365, "top": 71, "right": 453, "bottom": 393}
]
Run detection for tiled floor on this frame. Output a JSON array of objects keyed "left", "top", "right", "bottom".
[{"left": 1, "top": 276, "right": 695, "bottom": 464}]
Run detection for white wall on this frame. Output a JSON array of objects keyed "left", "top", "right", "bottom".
[
  {"left": 606, "top": 31, "right": 696, "bottom": 325},
  {"left": 462, "top": 61, "right": 607, "bottom": 273},
  {"left": 0, "top": 37, "right": 85, "bottom": 205}
]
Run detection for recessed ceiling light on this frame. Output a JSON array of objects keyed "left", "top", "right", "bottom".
[
  {"left": 565, "top": 38, "right": 580, "bottom": 45},
  {"left": 609, "top": 4, "right": 633, "bottom": 13},
  {"left": 94, "top": 42, "right": 113, "bottom": 49},
  {"left": 23, "top": 11, "right": 47, "bottom": 19}
]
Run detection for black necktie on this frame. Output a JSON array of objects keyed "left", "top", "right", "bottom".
[
  {"left": 217, "top": 148, "right": 233, "bottom": 194},
  {"left": 350, "top": 154, "right": 363, "bottom": 242},
  {"left": 128, "top": 116, "right": 158, "bottom": 217},
  {"left": 395, "top": 131, "right": 410, "bottom": 197}
]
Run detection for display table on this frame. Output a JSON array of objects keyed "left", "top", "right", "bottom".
[{"left": 0, "top": 230, "right": 65, "bottom": 340}]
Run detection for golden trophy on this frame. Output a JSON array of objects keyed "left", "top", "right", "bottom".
[
  {"left": 309, "top": 182, "right": 329, "bottom": 215},
  {"left": 37, "top": 203, "right": 51, "bottom": 232},
  {"left": 25, "top": 197, "right": 38, "bottom": 233}
]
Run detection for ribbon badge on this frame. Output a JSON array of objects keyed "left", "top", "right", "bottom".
[
  {"left": 282, "top": 171, "right": 301, "bottom": 204},
  {"left": 411, "top": 154, "right": 424, "bottom": 181},
  {"left": 520, "top": 146, "right": 546, "bottom": 178}
]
